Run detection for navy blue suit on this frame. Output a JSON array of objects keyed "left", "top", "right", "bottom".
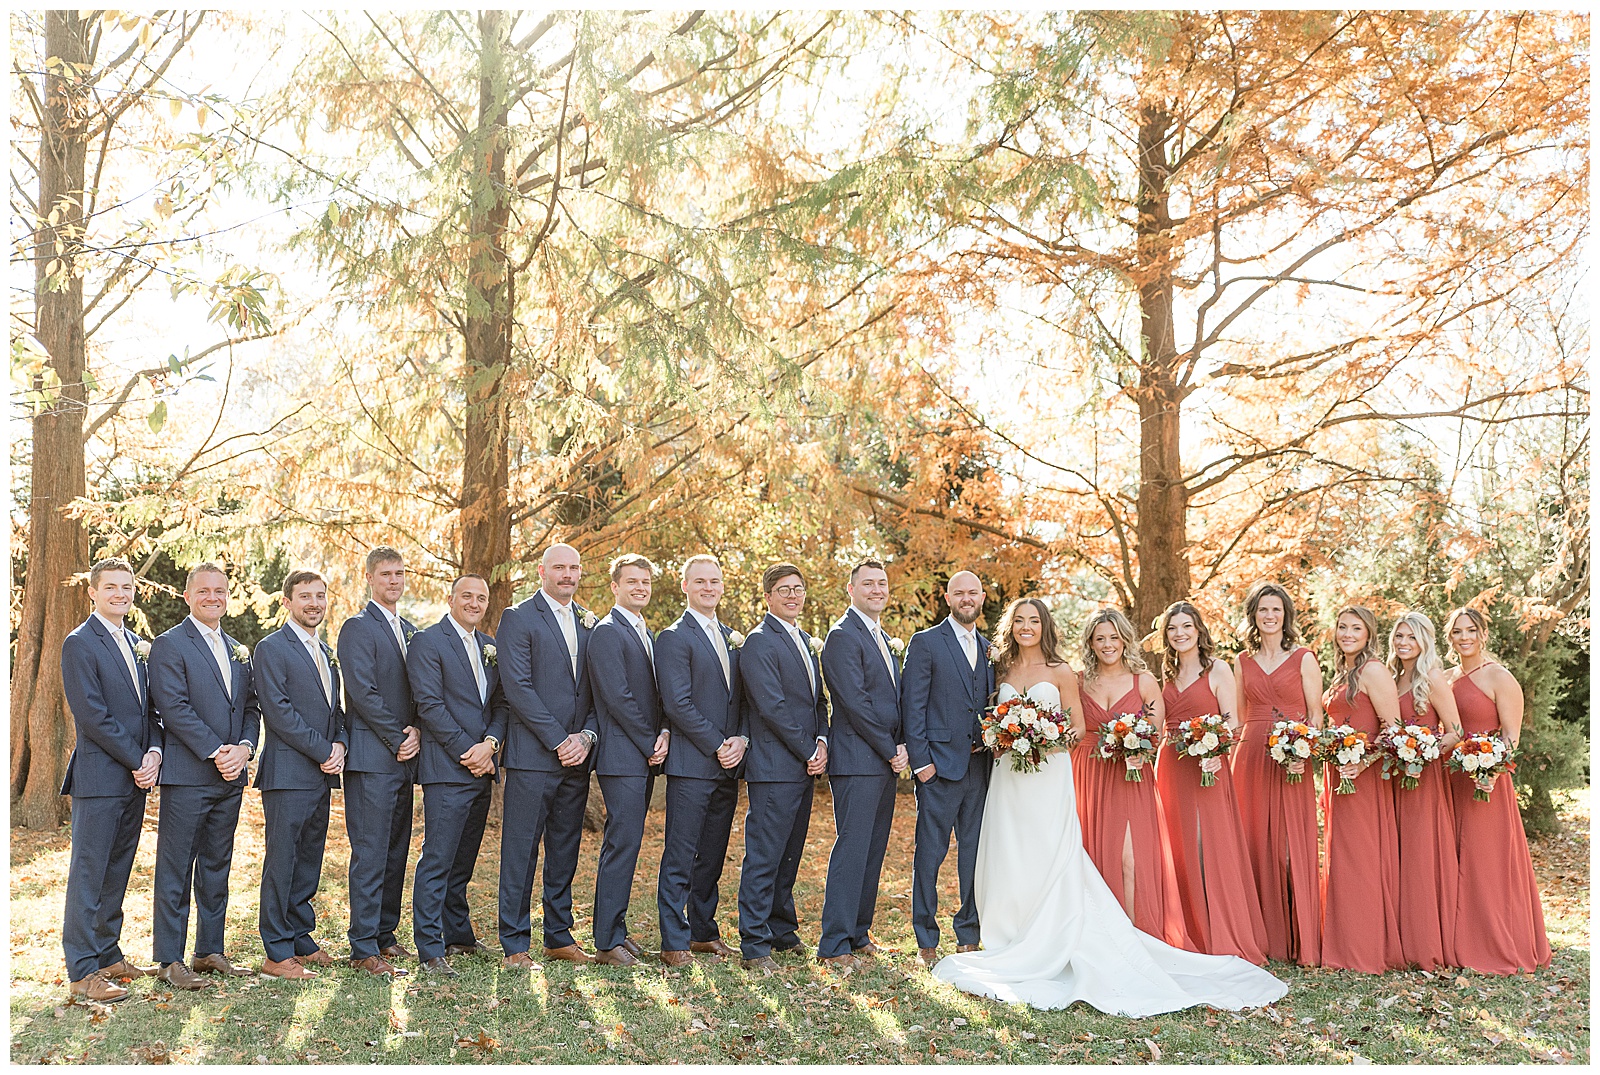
[
  {"left": 148, "top": 617, "right": 260, "bottom": 964},
  {"left": 587, "top": 609, "right": 662, "bottom": 951},
  {"left": 494, "top": 593, "right": 597, "bottom": 954},
  {"left": 406, "top": 615, "right": 507, "bottom": 961},
  {"left": 901, "top": 617, "right": 994, "bottom": 949},
  {"left": 59, "top": 615, "right": 159, "bottom": 981},
  {"left": 337, "top": 601, "right": 419, "bottom": 960},
  {"left": 251, "top": 624, "right": 346, "bottom": 962},
  {"left": 655, "top": 610, "right": 745, "bottom": 952},
  {"left": 817, "top": 608, "right": 903, "bottom": 957},
  {"left": 737, "top": 613, "right": 828, "bottom": 959}
]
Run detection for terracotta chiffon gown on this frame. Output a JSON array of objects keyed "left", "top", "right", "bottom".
[
  {"left": 1073, "top": 675, "right": 1191, "bottom": 950},
  {"left": 1230, "top": 648, "right": 1321, "bottom": 965},
  {"left": 1393, "top": 691, "right": 1459, "bottom": 970},
  {"left": 1319, "top": 678, "right": 1404, "bottom": 972},
  {"left": 1449, "top": 667, "right": 1550, "bottom": 975},
  {"left": 1156, "top": 674, "right": 1270, "bottom": 963}
]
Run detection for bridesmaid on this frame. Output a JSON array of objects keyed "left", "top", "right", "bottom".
[
  {"left": 1444, "top": 607, "right": 1551, "bottom": 974},
  {"left": 1230, "top": 581, "right": 1323, "bottom": 966},
  {"left": 1154, "top": 601, "right": 1270, "bottom": 964},
  {"left": 1319, "top": 606, "right": 1404, "bottom": 972},
  {"left": 1388, "top": 612, "right": 1462, "bottom": 971},
  {"left": 1072, "top": 608, "right": 1191, "bottom": 949}
]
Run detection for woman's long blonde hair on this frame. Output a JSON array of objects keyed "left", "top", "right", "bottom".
[
  {"left": 1080, "top": 608, "right": 1149, "bottom": 685},
  {"left": 1386, "top": 611, "right": 1443, "bottom": 718},
  {"left": 1332, "top": 605, "right": 1384, "bottom": 703}
]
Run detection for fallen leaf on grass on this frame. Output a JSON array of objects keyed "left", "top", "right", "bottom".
[
  {"left": 1144, "top": 1038, "right": 1162, "bottom": 1062},
  {"left": 1378, "top": 996, "right": 1401, "bottom": 1009},
  {"left": 456, "top": 1031, "right": 497, "bottom": 1053},
  {"left": 132, "top": 1041, "right": 170, "bottom": 1064}
]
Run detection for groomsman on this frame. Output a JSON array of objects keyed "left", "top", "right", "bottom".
[
  {"left": 251, "top": 570, "right": 347, "bottom": 979},
  {"left": 337, "top": 546, "right": 421, "bottom": 977},
  {"left": 654, "top": 554, "right": 745, "bottom": 966},
  {"left": 148, "top": 563, "right": 261, "bottom": 989},
  {"left": 587, "top": 554, "right": 669, "bottom": 965},
  {"left": 817, "top": 558, "right": 908, "bottom": 970},
  {"left": 737, "top": 563, "right": 829, "bottom": 972},
  {"left": 902, "top": 570, "right": 995, "bottom": 969},
  {"left": 407, "top": 575, "right": 506, "bottom": 977},
  {"left": 495, "top": 543, "right": 598, "bottom": 967},
  {"left": 59, "top": 557, "right": 162, "bottom": 1002}
]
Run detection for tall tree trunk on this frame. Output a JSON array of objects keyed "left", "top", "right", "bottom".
[
  {"left": 1131, "top": 100, "right": 1191, "bottom": 634},
  {"left": 459, "top": 10, "right": 515, "bottom": 630},
  {"left": 11, "top": 10, "right": 92, "bottom": 828}
]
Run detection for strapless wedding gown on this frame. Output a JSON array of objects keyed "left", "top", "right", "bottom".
[{"left": 933, "top": 681, "right": 1288, "bottom": 1015}]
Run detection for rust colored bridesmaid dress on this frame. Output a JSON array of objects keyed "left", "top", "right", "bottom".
[
  {"left": 1319, "top": 677, "right": 1404, "bottom": 972},
  {"left": 1073, "top": 675, "right": 1192, "bottom": 950},
  {"left": 1156, "top": 674, "right": 1270, "bottom": 963},
  {"left": 1230, "top": 648, "right": 1322, "bottom": 965},
  {"left": 1449, "top": 669, "right": 1551, "bottom": 975},
  {"left": 1393, "top": 691, "right": 1459, "bottom": 970}
]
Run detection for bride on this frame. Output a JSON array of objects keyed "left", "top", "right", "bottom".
[{"left": 933, "top": 598, "right": 1287, "bottom": 1015}]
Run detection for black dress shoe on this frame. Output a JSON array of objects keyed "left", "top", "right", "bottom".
[
  {"left": 445, "top": 941, "right": 493, "bottom": 958},
  {"left": 421, "top": 957, "right": 458, "bottom": 978}
]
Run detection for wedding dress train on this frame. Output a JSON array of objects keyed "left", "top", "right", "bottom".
[{"left": 933, "top": 681, "right": 1288, "bottom": 1015}]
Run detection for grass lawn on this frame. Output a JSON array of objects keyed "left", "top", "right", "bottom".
[{"left": 8, "top": 780, "right": 1589, "bottom": 1064}]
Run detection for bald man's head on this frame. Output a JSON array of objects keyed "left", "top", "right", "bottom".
[
  {"left": 538, "top": 543, "right": 582, "bottom": 602},
  {"left": 944, "top": 570, "right": 984, "bottom": 627}
]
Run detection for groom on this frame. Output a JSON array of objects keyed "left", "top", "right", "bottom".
[{"left": 901, "top": 570, "right": 994, "bottom": 969}]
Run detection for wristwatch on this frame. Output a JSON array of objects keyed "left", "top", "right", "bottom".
[
  {"left": 582, "top": 729, "right": 598, "bottom": 745},
  {"left": 484, "top": 736, "right": 500, "bottom": 752}
]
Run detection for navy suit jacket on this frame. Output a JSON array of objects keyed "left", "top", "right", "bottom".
[
  {"left": 587, "top": 610, "right": 663, "bottom": 777},
  {"left": 901, "top": 618, "right": 995, "bottom": 780},
  {"left": 251, "top": 624, "right": 347, "bottom": 791},
  {"left": 739, "top": 613, "right": 829, "bottom": 782},
  {"left": 405, "top": 616, "right": 508, "bottom": 785},
  {"left": 337, "top": 601, "right": 418, "bottom": 775},
  {"left": 495, "top": 593, "right": 597, "bottom": 773},
  {"left": 60, "top": 616, "right": 159, "bottom": 797},
  {"left": 149, "top": 618, "right": 261, "bottom": 788},
  {"left": 820, "top": 609, "right": 903, "bottom": 776},
  {"left": 655, "top": 610, "right": 745, "bottom": 780}
]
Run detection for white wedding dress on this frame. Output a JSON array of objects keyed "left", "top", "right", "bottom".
[{"left": 933, "top": 681, "right": 1288, "bottom": 1015}]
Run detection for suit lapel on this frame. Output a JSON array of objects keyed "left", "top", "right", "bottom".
[
  {"left": 765, "top": 612, "right": 812, "bottom": 693},
  {"left": 89, "top": 617, "right": 141, "bottom": 699},
  {"left": 185, "top": 619, "right": 232, "bottom": 696},
  {"left": 939, "top": 619, "right": 978, "bottom": 703},
  {"left": 369, "top": 602, "right": 405, "bottom": 662},
  {"left": 440, "top": 617, "right": 478, "bottom": 690},
  {"left": 683, "top": 611, "right": 732, "bottom": 694},
  {"left": 533, "top": 597, "right": 576, "bottom": 684},
  {"left": 282, "top": 624, "right": 328, "bottom": 708}
]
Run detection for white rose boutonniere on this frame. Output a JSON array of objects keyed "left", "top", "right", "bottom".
[
  {"left": 987, "top": 643, "right": 1002, "bottom": 665},
  {"left": 482, "top": 643, "right": 498, "bottom": 666},
  {"left": 133, "top": 639, "right": 152, "bottom": 663},
  {"left": 580, "top": 610, "right": 598, "bottom": 630},
  {"left": 327, "top": 650, "right": 340, "bottom": 672},
  {"left": 232, "top": 643, "right": 250, "bottom": 664},
  {"left": 807, "top": 636, "right": 825, "bottom": 656},
  {"left": 727, "top": 630, "right": 746, "bottom": 650},
  {"left": 886, "top": 636, "right": 905, "bottom": 657}
]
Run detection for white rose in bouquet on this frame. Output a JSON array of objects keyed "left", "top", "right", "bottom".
[
  {"left": 1199, "top": 732, "right": 1219, "bottom": 752},
  {"left": 1122, "top": 733, "right": 1142, "bottom": 750},
  {"left": 1293, "top": 739, "right": 1312, "bottom": 758},
  {"left": 1040, "top": 722, "right": 1060, "bottom": 741},
  {"left": 1013, "top": 737, "right": 1031, "bottom": 754}
]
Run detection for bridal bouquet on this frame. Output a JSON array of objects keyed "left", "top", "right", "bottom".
[
  {"left": 1092, "top": 703, "right": 1161, "bottom": 783},
  {"left": 1446, "top": 732, "right": 1517, "bottom": 802},
  {"left": 1374, "top": 723, "right": 1442, "bottom": 791},
  {"left": 1266, "top": 712, "right": 1316, "bottom": 784},
  {"left": 1315, "top": 724, "right": 1369, "bottom": 795},
  {"left": 981, "top": 693, "right": 1075, "bottom": 774},
  {"left": 1171, "top": 713, "right": 1234, "bottom": 788}
]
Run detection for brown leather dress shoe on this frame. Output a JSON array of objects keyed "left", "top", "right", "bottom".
[
  {"left": 543, "top": 944, "right": 594, "bottom": 964},
  {"left": 818, "top": 954, "right": 860, "bottom": 973},
  {"left": 621, "top": 936, "right": 644, "bottom": 958},
  {"left": 690, "top": 938, "right": 737, "bottom": 959},
  {"left": 261, "top": 957, "right": 317, "bottom": 980},
  {"left": 297, "top": 948, "right": 336, "bottom": 967},
  {"left": 594, "top": 946, "right": 638, "bottom": 966},
  {"left": 741, "top": 956, "right": 778, "bottom": 973},
  {"left": 659, "top": 950, "right": 693, "bottom": 967},
  {"left": 917, "top": 948, "right": 940, "bottom": 969},
  {"left": 853, "top": 940, "right": 884, "bottom": 957},
  {"left": 349, "top": 955, "right": 402, "bottom": 978},
  {"left": 421, "top": 957, "right": 458, "bottom": 978},
  {"left": 445, "top": 941, "right": 493, "bottom": 958},
  {"left": 502, "top": 951, "right": 537, "bottom": 970},
  {"left": 69, "top": 972, "right": 128, "bottom": 1003},
  {"left": 99, "top": 958, "right": 155, "bottom": 980},
  {"left": 157, "top": 961, "right": 209, "bottom": 991},
  {"left": 379, "top": 943, "right": 415, "bottom": 961},
  {"left": 955, "top": 943, "right": 980, "bottom": 953},
  {"left": 192, "top": 953, "right": 253, "bottom": 977},
  {"left": 773, "top": 942, "right": 810, "bottom": 959}
]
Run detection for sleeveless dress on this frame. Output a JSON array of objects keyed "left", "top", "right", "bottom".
[
  {"left": 1231, "top": 648, "right": 1322, "bottom": 965},
  {"left": 932, "top": 681, "right": 1287, "bottom": 1015},
  {"left": 1072, "top": 675, "right": 1190, "bottom": 949},
  {"left": 1156, "top": 673, "right": 1270, "bottom": 963},
  {"left": 1449, "top": 668, "right": 1551, "bottom": 975},
  {"left": 1394, "top": 691, "right": 1459, "bottom": 970},
  {"left": 1319, "top": 677, "right": 1404, "bottom": 972}
]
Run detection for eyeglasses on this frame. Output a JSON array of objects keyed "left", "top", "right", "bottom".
[{"left": 771, "top": 585, "right": 807, "bottom": 597}]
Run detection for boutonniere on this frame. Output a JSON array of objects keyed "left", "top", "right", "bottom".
[
  {"left": 807, "top": 636, "right": 825, "bottom": 656},
  {"left": 580, "top": 610, "right": 598, "bottom": 630},
  {"left": 133, "top": 639, "right": 152, "bottom": 663},
  {"left": 232, "top": 643, "right": 251, "bottom": 664},
  {"left": 886, "top": 637, "right": 905, "bottom": 657},
  {"left": 727, "top": 630, "right": 746, "bottom": 650},
  {"left": 987, "top": 643, "right": 1001, "bottom": 665},
  {"left": 482, "top": 643, "right": 498, "bottom": 666},
  {"left": 403, "top": 624, "right": 417, "bottom": 644},
  {"left": 327, "top": 650, "right": 340, "bottom": 672}
]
